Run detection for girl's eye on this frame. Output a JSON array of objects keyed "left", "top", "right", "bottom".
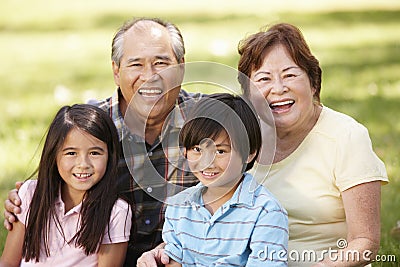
[{"left": 90, "top": 151, "right": 101, "bottom": 156}]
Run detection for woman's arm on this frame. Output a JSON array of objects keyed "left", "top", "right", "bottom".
[
  {"left": 0, "top": 220, "right": 24, "bottom": 267},
  {"left": 97, "top": 242, "right": 128, "bottom": 267},
  {"left": 316, "top": 181, "right": 381, "bottom": 266}
]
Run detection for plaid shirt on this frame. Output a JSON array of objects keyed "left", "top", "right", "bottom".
[{"left": 94, "top": 89, "right": 200, "bottom": 265}]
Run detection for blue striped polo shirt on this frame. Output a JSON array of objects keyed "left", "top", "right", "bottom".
[{"left": 163, "top": 173, "right": 288, "bottom": 266}]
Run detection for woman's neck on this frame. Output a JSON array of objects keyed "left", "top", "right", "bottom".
[{"left": 274, "top": 105, "right": 322, "bottom": 163}]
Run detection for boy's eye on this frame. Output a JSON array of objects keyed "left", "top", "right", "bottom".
[
  {"left": 192, "top": 147, "right": 201, "bottom": 152},
  {"left": 216, "top": 149, "right": 225, "bottom": 155}
]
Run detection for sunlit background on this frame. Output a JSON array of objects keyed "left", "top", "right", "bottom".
[{"left": 1, "top": 0, "right": 399, "bottom": 264}]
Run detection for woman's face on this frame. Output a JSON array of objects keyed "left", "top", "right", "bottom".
[{"left": 249, "top": 44, "right": 316, "bottom": 133}]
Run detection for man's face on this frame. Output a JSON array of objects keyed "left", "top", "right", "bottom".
[{"left": 112, "top": 21, "right": 184, "bottom": 122}]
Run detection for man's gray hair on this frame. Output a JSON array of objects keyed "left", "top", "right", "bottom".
[{"left": 111, "top": 17, "right": 185, "bottom": 67}]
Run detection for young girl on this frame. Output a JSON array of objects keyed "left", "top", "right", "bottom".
[
  {"left": 0, "top": 104, "right": 132, "bottom": 266},
  {"left": 162, "top": 93, "right": 288, "bottom": 266}
]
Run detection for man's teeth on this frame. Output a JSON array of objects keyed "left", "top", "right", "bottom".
[
  {"left": 270, "top": 100, "right": 294, "bottom": 107},
  {"left": 75, "top": 173, "right": 92, "bottom": 178},
  {"left": 139, "top": 89, "right": 162, "bottom": 95}
]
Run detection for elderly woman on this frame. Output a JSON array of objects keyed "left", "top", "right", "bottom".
[{"left": 238, "top": 23, "right": 388, "bottom": 266}]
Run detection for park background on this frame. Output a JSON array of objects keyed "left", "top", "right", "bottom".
[{"left": 0, "top": 0, "right": 399, "bottom": 265}]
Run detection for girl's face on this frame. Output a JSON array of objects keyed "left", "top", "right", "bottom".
[
  {"left": 56, "top": 128, "right": 108, "bottom": 202},
  {"left": 249, "top": 44, "right": 316, "bottom": 133},
  {"left": 186, "top": 130, "right": 252, "bottom": 191}
]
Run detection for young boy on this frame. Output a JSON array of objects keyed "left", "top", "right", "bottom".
[{"left": 162, "top": 93, "right": 288, "bottom": 266}]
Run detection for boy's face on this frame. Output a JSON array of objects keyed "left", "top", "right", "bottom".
[{"left": 186, "top": 130, "right": 248, "bottom": 191}]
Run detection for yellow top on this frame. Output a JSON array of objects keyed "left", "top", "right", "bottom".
[{"left": 251, "top": 106, "right": 388, "bottom": 266}]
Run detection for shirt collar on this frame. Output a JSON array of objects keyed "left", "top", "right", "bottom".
[
  {"left": 112, "top": 89, "right": 131, "bottom": 141},
  {"left": 55, "top": 185, "right": 82, "bottom": 216}
]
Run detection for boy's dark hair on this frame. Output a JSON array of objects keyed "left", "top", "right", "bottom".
[
  {"left": 180, "top": 93, "right": 261, "bottom": 171},
  {"left": 23, "top": 104, "right": 122, "bottom": 261}
]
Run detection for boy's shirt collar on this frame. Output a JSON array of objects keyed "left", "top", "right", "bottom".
[{"left": 178, "top": 173, "right": 259, "bottom": 208}]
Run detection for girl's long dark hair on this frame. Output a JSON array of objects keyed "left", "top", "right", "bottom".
[{"left": 22, "top": 104, "right": 121, "bottom": 261}]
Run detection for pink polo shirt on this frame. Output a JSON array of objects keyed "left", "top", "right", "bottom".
[{"left": 17, "top": 180, "right": 132, "bottom": 266}]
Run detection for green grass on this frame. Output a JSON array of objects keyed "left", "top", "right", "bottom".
[{"left": 1, "top": 1, "right": 399, "bottom": 265}]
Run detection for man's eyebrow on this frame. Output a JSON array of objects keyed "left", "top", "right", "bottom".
[
  {"left": 126, "top": 57, "right": 141, "bottom": 63},
  {"left": 155, "top": 55, "right": 173, "bottom": 61},
  {"left": 125, "top": 55, "right": 173, "bottom": 64}
]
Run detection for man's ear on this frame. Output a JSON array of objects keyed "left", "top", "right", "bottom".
[
  {"left": 177, "top": 58, "right": 185, "bottom": 85},
  {"left": 112, "top": 61, "right": 120, "bottom": 87}
]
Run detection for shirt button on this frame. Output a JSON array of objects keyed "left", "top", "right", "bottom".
[
  {"left": 147, "top": 187, "right": 153, "bottom": 193},
  {"left": 148, "top": 151, "right": 153, "bottom": 157},
  {"left": 145, "top": 219, "right": 151, "bottom": 225}
]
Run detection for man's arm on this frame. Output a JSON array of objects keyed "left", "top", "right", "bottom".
[{"left": 3, "top": 182, "right": 23, "bottom": 231}]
